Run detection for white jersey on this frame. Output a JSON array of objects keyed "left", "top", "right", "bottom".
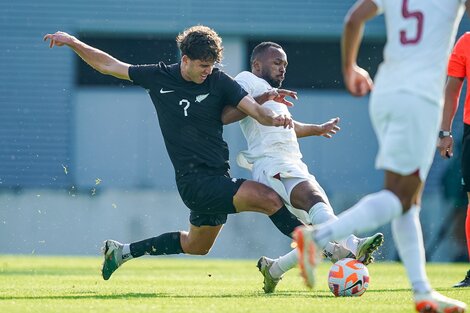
[
  {"left": 234, "top": 71, "right": 302, "bottom": 164},
  {"left": 372, "top": 0, "right": 465, "bottom": 104},
  {"left": 235, "top": 71, "right": 332, "bottom": 223}
]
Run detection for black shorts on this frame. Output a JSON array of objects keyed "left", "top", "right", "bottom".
[
  {"left": 176, "top": 166, "right": 246, "bottom": 227},
  {"left": 462, "top": 123, "right": 470, "bottom": 192}
]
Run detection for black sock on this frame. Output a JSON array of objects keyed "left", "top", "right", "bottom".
[
  {"left": 269, "top": 205, "right": 304, "bottom": 238},
  {"left": 130, "top": 232, "right": 183, "bottom": 258}
]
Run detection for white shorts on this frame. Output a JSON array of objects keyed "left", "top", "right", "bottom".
[
  {"left": 369, "top": 91, "right": 441, "bottom": 181},
  {"left": 250, "top": 157, "right": 331, "bottom": 224}
]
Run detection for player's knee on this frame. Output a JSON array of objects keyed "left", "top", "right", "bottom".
[
  {"left": 292, "top": 193, "right": 324, "bottom": 211},
  {"left": 400, "top": 199, "right": 413, "bottom": 212},
  {"left": 388, "top": 190, "right": 413, "bottom": 212}
]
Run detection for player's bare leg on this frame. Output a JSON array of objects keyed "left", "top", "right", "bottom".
[
  {"left": 234, "top": 180, "right": 286, "bottom": 215},
  {"left": 234, "top": 180, "right": 304, "bottom": 237},
  {"left": 180, "top": 224, "right": 223, "bottom": 255}
]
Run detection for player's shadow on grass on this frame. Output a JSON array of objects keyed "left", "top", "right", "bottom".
[
  {"left": 363, "top": 289, "right": 413, "bottom": 293},
  {"left": 0, "top": 293, "right": 158, "bottom": 300},
  {"left": 0, "top": 288, "right": 423, "bottom": 300},
  {"left": 0, "top": 290, "right": 328, "bottom": 300},
  {"left": 266, "top": 291, "right": 333, "bottom": 298}
]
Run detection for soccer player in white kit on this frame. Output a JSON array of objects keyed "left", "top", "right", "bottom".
[
  {"left": 222, "top": 42, "right": 384, "bottom": 293},
  {"left": 294, "top": 0, "right": 468, "bottom": 312}
]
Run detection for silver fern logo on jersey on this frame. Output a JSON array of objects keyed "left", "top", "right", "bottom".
[{"left": 196, "top": 93, "right": 210, "bottom": 103}]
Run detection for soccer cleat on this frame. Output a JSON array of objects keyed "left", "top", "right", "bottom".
[
  {"left": 355, "top": 232, "right": 384, "bottom": 265},
  {"left": 323, "top": 242, "right": 355, "bottom": 264},
  {"left": 101, "top": 239, "right": 124, "bottom": 280},
  {"left": 293, "top": 225, "right": 319, "bottom": 288},
  {"left": 453, "top": 270, "right": 470, "bottom": 288},
  {"left": 257, "top": 256, "right": 282, "bottom": 293},
  {"left": 414, "top": 290, "right": 467, "bottom": 313}
]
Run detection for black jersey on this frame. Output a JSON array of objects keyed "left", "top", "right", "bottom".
[{"left": 129, "top": 62, "right": 248, "bottom": 177}]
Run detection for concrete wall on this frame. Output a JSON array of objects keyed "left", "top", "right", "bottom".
[
  {"left": 0, "top": 189, "right": 293, "bottom": 258},
  {"left": 0, "top": 189, "right": 459, "bottom": 262}
]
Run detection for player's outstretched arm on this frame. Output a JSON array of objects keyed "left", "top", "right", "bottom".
[
  {"left": 237, "top": 95, "right": 293, "bottom": 128},
  {"left": 294, "top": 117, "right": 340, "bottom": 138},
  {"left": 221, "top": 88, "right": 298, "bottom": 125},
  {"left": 341, "top": 0, "right": 377, "bottom": 97},
  {"left": 438, "top": 76, "right": 464, "bottom": 159},
  {"left": 43, "top": 31, "right": 131, "bottom": 81}
]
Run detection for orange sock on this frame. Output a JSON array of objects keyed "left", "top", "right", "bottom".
[{"left": 466, "top": 204, "right": 470, "bottom": 262}]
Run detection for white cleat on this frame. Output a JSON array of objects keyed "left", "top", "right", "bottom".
[
  {"left": 414, "top": 290, "right": 467, "bottom": 313},
  {"left": 293, "top": 225, "right": 319, "bottom": 288}
]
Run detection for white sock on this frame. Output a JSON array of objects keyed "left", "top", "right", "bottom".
[
  {"left": 269, "top": 249, "right": 298, "bottom": 279},
  {"left": 391, "top": 205, "right": 431, "bottom": 294},
  {"left": 341, "top": 235, "right": 360, "bottom": 256},
  {"left": 308, "top": 202, "right": 359, "bottom": 252},
  {"left": 314, "top": 190, "right": 402, "bottom": 247},
  {"left": 308, "top": 202, "right": 336, "bottom": 225},
  {"left": 122, "top": 244, "right": 133, "bottom": 263}
]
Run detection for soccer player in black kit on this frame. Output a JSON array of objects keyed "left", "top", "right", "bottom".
[{"left": 44, "top": 26, "right": 304, "bottom": 280}]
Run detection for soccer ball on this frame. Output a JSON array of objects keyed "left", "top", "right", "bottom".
[{"left": 328, "top": 258, "right": 369, "bottom": 297}]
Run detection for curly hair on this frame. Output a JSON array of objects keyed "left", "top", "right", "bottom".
[{"left": 176, "top": 25, "right": 223, "bottom": 63}]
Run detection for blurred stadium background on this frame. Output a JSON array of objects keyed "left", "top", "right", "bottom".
[{"left": 1, "top": 0, "right": 469, "bottom": 262}]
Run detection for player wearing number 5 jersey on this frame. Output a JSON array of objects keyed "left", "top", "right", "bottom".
[
  {"left": 294, "top": 0, "right": 468, "bottom": 312},
  {"left": 44, "top": 26, "right": 307, "bottom": 281}
]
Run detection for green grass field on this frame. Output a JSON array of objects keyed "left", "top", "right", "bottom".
[{"left": 0, "top": 256, "right": 468, "bottom": 313}]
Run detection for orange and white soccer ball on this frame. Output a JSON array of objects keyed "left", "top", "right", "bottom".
[{"left": 328, "top": 258, "right": 369, "bottom": 297}]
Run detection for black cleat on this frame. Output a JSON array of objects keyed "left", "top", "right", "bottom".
[{"left": 453, "top": 270, "right": 470, "bottom": 288}]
